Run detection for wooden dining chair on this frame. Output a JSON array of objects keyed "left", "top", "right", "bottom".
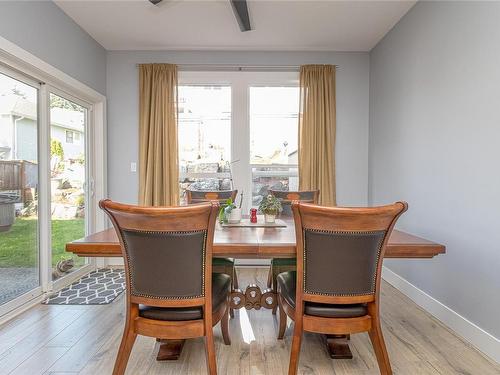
[
  {"left": 186, "top": 188, "right": 238, "bottom": 205},
  {"left": 186, "top": 188, "right": 239, "bottom": 312},
  {"left": 99, "top": 200, "right": 231, "bottom": 375},
  {"left": 267, "top": 189, "right": 319, "bottom": 314},
  {"left": 277, "top": 201, "right": 407, "bottom": 375}
]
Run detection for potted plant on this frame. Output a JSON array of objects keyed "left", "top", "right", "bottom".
[
  {"left": 218, "top": 198, "right": 236, "bottom": 224},
  {"left": 258, "top": 194, "right": 283, "bottom": 224}
]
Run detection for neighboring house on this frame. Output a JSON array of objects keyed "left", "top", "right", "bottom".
[{"left": 0, "top": 96, "right": 84, "bottom": 162}]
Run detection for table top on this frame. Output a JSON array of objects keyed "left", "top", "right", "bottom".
[{"left": 66, "top": 218, "right": 445, "bottom": 259}]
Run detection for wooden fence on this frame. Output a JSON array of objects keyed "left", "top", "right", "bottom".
[{"left": 0, "top": 160, "right": 37, "bottom": 204}]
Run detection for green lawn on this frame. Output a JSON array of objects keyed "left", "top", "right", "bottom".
[{"left": 0, "top": 218, "right": 85, "bottom": 268}]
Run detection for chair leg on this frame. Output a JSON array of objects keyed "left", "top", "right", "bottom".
[
  {"left": 221, "top": 305, "right": 231, "bottom": 345},
  {"left": 267, "top": 264, "right": 273, "bottom": 288},
  {"left": 368, "top": 317, "right": 392, "bottom": 375},
  {"left": 272, "top": 267, "right": 279, "bottom": 315},
  {"left": 112, "top": 323, "right": 137, "bottom": 375},
  {"left": 277, "top": 299, "right": 287, "bottom": 339},
  {"left": 232, "top": 266, "right": 239, "bottom": 289},
  {"left": 288, "top": 320, "right": 303, "bottom": 375},
  {"left": 229, "top": 265, "right": 236, "bottom": 318},
  {"left": 205, "top": 327, "right": 218, "bottom": 375}
]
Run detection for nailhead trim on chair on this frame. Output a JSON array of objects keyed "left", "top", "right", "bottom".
[
  {"left": 120, "top": 229, "right": 207, "bottom": 300},
  {"left": 302, "top": 229, "right": 386, "bottom": 297}
]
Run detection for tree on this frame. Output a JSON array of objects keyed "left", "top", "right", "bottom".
[
  {"left": 51, "top": 139, "right": 64, "bottom": 160},
  {"left": 50, "top": 140, "right": 64, "bottom": 174},
  {"left": 50, "top": 95, "right": 84, "bottom": 113}
]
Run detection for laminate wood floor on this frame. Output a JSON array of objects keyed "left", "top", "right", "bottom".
[{"left": 0, "top": 268, "right": 498, "bottom": 375}]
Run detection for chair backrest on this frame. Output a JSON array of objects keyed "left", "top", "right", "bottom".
[
  {"left": 269, "top": 189, "right": 319, "bottom": 216},
  {"left": 292, "top": 202, "right": 407, "bottom": 305},
  {"left": 186, "top": 189, "right": 238, "bottom": 205},
  {"left": 99, "top": 200, "right": 218, "bottom": 308}
]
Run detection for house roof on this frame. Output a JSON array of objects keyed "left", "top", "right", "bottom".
[{"left": 0, "top": 95, "right": 84, "bottom": 132}]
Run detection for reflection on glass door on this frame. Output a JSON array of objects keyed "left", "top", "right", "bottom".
[
  {"left": 49, "top": 93, "right": 87, "bottom": 281},
  {"left": 0, "top": 72, "right": 40, "bottom": 306}
]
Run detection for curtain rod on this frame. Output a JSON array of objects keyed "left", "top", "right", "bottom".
[{"left": 135, "top": 63, "right": 339, "bottom": 72}]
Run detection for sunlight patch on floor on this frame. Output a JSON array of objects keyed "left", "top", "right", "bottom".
[{"left": 239, "top": 308, "right": 256, "bottom": 344}]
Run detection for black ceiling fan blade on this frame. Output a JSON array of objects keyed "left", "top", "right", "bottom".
[
  {"left": 149, "top": 0, "right": 163, "bottom": 5},
  {"left": 230, "top": 0, "right": 252, "bottom": 32}
]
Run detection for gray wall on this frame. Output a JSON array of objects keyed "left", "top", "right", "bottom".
[
  {"left": 369, "top": 2, "right": 500, "bottom": 338},
  {"left": 107, "top": 51, "right": 370, "bottom": 205},
  {"left": 0, "top": 1, "right": 106, "bottom": 95}
]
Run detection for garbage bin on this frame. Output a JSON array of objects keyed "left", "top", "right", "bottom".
[{"left": 0, "top": 203, "right": 15, "bottom": 232}]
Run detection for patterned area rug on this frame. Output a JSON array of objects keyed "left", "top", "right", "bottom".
[{"left": 44, "top": 268, "right": 125, "bottom": 305}]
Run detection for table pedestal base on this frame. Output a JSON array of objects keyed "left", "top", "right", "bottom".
[
  {"left": 325, "top": 335, "right": 353, "bottom": 359},
  {"left": 156, "top": 339, "right": 185, "bottom": 361},
  {"left": 154, "top": 288, "right": 354, "bottom": 362},
  {"left": 155, "top": 335, "right": 354, "bottom": 362}
]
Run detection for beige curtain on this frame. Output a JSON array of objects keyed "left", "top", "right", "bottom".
[
  {"left": 138, "top": 63, "right": 179, "bottom": 206},
  {"left": 298, "top": 65, "right": 336, "bottom": 206}
]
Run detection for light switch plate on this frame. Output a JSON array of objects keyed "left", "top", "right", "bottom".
[{"left": 130, "top": 162, "right": 137, "bottom": 172}]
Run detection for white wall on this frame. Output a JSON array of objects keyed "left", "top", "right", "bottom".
[
  {"left": 0, "top": 1, "right": 106, "bottom": 95},
  {"left": 369, "top": 0, "right": 500, "bottom": 353},
  {"left": 106, "top": 51, "right": 370, "bottom": 206}
]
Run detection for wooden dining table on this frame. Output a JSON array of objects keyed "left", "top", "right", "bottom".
[{"left": 66, "top": 217, "right": 445, "bottom": 361}]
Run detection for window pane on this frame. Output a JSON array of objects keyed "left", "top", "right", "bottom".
[
  {"left": 249, "top": 86, "right": 299, "bottom": 206},
  {"left": 250, "top": 86, "right": 299, "bottom": 164},
  {"left": 178, "top": 85, "right": 231, "bottom": 204},
  {"left": 0, "top": 72, "right": 40, "bottom": 305},
  {"left": 50, "top": 93, "right": 86, "bottom": 281}
]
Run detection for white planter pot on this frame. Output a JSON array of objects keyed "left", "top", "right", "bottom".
[
  {"left": 227, "top": 208, "right": 242, "bottom": 224},
  {"left": 264, "top": 213, "right": 276, "bottom": 224}
]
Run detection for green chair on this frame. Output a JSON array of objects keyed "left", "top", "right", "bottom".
[{"left": 267, "top": 189, "right": 319, "bottom": 314}]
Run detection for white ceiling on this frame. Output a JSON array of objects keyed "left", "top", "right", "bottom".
[{"left": 54, "top": 0, "right": 416, "bottom": 51}]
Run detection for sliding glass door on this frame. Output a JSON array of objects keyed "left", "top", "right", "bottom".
[
  {"left": 49, "top": 92, "right": 90, "bottom": 282},
  {"left": 0, "top": 70, "right": 41, "bottom": 308},
  {"left": 0, "top": 65, "right": 95, "bottom": 316}
]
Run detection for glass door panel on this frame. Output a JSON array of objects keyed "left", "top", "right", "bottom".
[
  {"left": 178, "top": 85, "right": 232, "bottom": 204},
  {"left": 0, "top": 72, "right": 40, "bottom": 305},
  {"left": 249, "top": 86, "right": 300, "bottom": 207},
  {"left": 49, "top": 93, "right": 87, "bottom": 281}
]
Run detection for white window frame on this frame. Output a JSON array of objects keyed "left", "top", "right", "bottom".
[
  {"left": 178, "top": 71, "right": 299, "bottom": 213},
  {"left": 0, "top": 36, "right": 107, "bottom": 323},
  {"left": 65, "top": 130, "right": 74, "bottom": 144}
]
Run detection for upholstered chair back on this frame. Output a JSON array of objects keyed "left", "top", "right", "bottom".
[
  {"left": 292, "top": 202, "right": 407, "bottom": 304},
  {"left": 100, "top": 200, "right": 217, "bottom": 304}
]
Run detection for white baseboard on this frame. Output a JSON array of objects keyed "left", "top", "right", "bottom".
[{"left": 382, "top": 266, "right": 500, "bottom": 365}]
